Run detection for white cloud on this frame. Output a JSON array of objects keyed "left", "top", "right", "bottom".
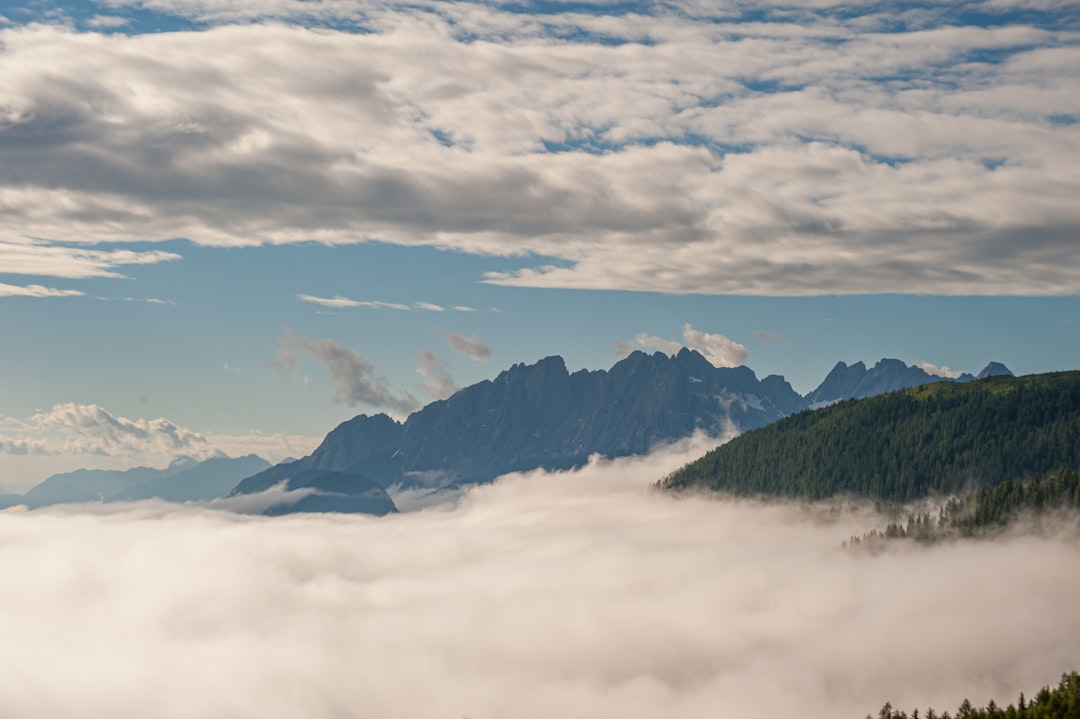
[
  {"left": 414, "top": 350, "right": 458, "bottom": 399},
  {"left": 0, "top": 282, "right": 83, "bottom": 298},
  {"left": 0, "top": 403, "right": 217, "bottom": 463},
  {"left": 296, "top": 293, "right": 362, "bottom": 308},
  {"left": 0, "top": 437, "right": 51, "bottom": 455},
  {"left": 298, "top": 295, "right": 415, "bottom": 311},
  {"left": 0, "top": 407, "right": 319, "bottom": 490},
  {"left": 93, "top": 296, "right": 174, "bottom": 305},
  {"left": 438, "top": 327, "right": 492, "bottom": 361},
  {"left": 0, "top": 435, "right": 1077, "bottom": 718},
  {"left": 418, "top": 303, "right": 478, "bottom": 312},
  {"left": 86, "top": 15, "right": 130, "bottom": 29},
  {"left": 359, "top": 300, "right": 412, "bottom": 311},
  {"left": 628, "top": 332, "right": 684, "bottom": 356},
  {"left": 0, "top": 12, "right": 1075, "bottom": 295},
  {"left": 28, "top": 403, "right": 216, "bottom": 459},
  {"left": 617, "top": 323, "right": 748, "bottom": 367},
  {"left": 917, "top": 361, "right": 964, "bottom": 378},
  {"left": 274, "top": 331, "right": 421, "bottom": 415},
  {"left": 297, "top": 296, "right": 478, "bottom": 312},
  {"left": 0, "top": 240, "right": 180, "bottom": 280},
  {"left": 682, "top": 323, "right": 749, "bottom": 368}
]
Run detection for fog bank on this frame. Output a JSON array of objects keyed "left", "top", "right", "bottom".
[{"left": 1, "top": 436, "right": 1077, "bottom": 718}]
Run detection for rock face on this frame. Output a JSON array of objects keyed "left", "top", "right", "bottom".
[
  {"left": 233, "top": 349, "right": 805, "bottom": 497},
  {"left": 977, "top": 361, "right": 1014, "bottom": 380}
]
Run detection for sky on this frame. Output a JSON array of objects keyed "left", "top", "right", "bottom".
[
  {"left": 1, "top": 0, "right": 1079, "bottom": 489},
  {"left": 1, "top": 438, "right": 1079, "bottom": 718}
]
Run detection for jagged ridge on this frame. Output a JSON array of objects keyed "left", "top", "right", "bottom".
[
  {"left": 233, "top": 349, "right": 805, "bottom": 496},
  {"left": 234, "top": 351, "right": 1014, "bottom": 509}
]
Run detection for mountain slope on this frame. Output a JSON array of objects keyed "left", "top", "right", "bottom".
[{"left": 662, "top": 371, "right": 1080, "bottom": 502}]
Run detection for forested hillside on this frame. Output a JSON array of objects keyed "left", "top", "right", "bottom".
[
  {"left": 662, "top": 372, "right": 1080, "bottom": 502},
  {"left": 847, "top": 468, "right": 1080, "bottom": 548}
]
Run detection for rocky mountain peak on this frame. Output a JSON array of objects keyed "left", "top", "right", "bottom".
[{"left": 977, "top": 362, "right": 1014, "bottom": 379}]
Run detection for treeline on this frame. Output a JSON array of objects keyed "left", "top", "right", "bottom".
[
  {"left": 662, "top": 372, "right": 1080, "bottom": 502},
  {"left": 846, "top": 468, "right": 1080, "bottom": 548},
  {"left": 870, "top": 671, "right": 1080, "bottom": 719}
]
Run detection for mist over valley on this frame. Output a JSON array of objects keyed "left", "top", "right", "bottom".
[{"left": 2, "top": 436, "right": 1078, "bottom": 719}]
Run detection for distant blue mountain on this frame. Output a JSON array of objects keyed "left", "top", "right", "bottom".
[
  {"left": 108, "top": 454, "right": 271, "bottom": 503},
  {"left": 20, "top": 461, "right": 193, "bottom": 508},
  {"left": 16, "top": 455, "right": 270, "bottom": 508}
]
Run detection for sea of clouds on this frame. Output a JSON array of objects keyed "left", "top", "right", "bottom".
[{"left": 1, "top": 435, "right": 1078, "bottom": 718}]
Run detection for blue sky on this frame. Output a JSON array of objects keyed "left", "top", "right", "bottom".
[{"left": 1, "top": 0, "right": 1078, "bottom": 489}]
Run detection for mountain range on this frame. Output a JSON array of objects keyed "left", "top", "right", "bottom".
[
  {"left": 230, "top": 351, "right": 1013, "bottom": 511},
  {"left": 8, "top": 352, "right": 1015, "bottom": 515},
  {"left": 2, "top": 454, "right": 270, "bottom": 510}
]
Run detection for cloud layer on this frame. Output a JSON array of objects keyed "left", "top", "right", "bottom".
[
  {"left": 2, "top": 4, "right": 1078, "bottom": 295},
  {"left": 0, "top": 436, "right": 1078, "bottom": 718}
]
